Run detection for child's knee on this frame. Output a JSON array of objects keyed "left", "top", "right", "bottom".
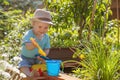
[{"left": 19, "top": 66, "right": 29, "bottom": 72}]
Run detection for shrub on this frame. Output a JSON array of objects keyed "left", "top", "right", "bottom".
[{"left": 73, "top": 36, "right": 120, "bottom": 80}]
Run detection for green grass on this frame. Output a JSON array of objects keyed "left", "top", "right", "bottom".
[{"left": 73, "top": 36, "right": 120, "bottom": 80}]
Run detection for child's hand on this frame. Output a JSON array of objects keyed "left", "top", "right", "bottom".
[
  {"left": 25, "top": 42, "right": 36, "bottom": 50},
  {"left": 36, "top": 56, "right": 45, "bottom": 64}
]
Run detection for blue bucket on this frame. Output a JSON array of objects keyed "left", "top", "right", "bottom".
[{"left": 46, "top": 60, "right": 61, "bottom": 76}]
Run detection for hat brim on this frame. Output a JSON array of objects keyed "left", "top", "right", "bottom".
[{"left": 31, "top": 18, "right": 53, "bottom": 25}]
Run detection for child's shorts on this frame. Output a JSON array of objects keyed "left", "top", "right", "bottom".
[{"left": 18, "top": 55, "right": 40, "bottom": 69}]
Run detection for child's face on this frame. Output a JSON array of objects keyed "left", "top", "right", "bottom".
[{"left": 33, "top": 21, "right": 50, "bottom": 35}]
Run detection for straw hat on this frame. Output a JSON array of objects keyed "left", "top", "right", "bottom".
[{"left": 31, "top": 9, "right": 53, "bottom": 25}]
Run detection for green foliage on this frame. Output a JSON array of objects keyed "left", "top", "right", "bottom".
[
  {"left": 105, "top": 20, "right": 120, "bottom": 46},
  {"left": 49, "top": 26, "right": 79, "bottom": 48},
  {"left": 44, "top": 0, "right": 80, "bottom": 47},
  {"left": 45, "top": 0, "right": 112, "bottom": 40},
  {"left": 93, "top": 0, "right": 112, "bottom": 36},
  {"left": 45, "top": 0, "right": 93, "bottom": 39},
  {"left": 0, "top": 0, "right": 43, "bottom": 11},
  {"left": 73, "top": 36, "right": 120, "bottom": 80},
  {"left": 45, "top": 1, "right": 74, "bottom": 29},
  {"left": 0, "top": 0, "right": 45, "bottom": 38},
  {"left": 45, "top": 0, "right": 93, "bottom": 25},
  {"left": 0, "top": 9, "right": 23, "bottom": 38},
  {"left": 0, "top": 10, "right": 32, "bottom": 63}
]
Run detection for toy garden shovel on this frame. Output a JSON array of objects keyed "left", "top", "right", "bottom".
[{"left": 30, "top": 37, "right": 50, "bottom": 60}]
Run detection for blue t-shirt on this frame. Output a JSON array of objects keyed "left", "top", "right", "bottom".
[{"left": 21, "top": 29, "right": 50, "bottom": 58}]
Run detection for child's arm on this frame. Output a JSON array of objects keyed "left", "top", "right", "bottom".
[
  {"left": 36, "top": 56, "right": 45, "bottom": 64},
  {"left": 25, "top": 42, "right": 36, "bottom": 50}
]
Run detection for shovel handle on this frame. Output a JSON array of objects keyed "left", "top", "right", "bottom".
[{"left": 30, "top": 37, "right": 46, "bottom": 56}]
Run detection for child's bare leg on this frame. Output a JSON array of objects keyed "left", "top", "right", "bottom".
[
  {"left": 20, "top": 67, "right": 36, "bottom": 80},
  {"left": 20, "top": 67, "right": 45, "bottom": 80},
  {"left": 20, "top": 67, "right": 32, "bottom": 77}
]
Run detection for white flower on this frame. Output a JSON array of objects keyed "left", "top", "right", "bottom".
[
  {"left": 9, "top": 47, "right": 12, "bottom": 50},
  {"left": 13, "top": 56, "right": 22, "bottom": 62},
  {"left": 20, "top": 73, "right": 26, "bottom": 78},
  {"left": 11, "top": 67, "right": 20, "bottom": 74},
  {"left": 0, "top": 60, "right": 12, "bottom": 70},
  {"left": 0, "top": 47, "right": 4, "bottom": 50},
  {"left": 0, "top": 70, "right": 11, "bottom": 79},
  {"left": 1, "top": 54, "right": 9, "bottom": 58}
]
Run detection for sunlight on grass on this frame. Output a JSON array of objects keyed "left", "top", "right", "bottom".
[{"left": 73, "top": 36, "right": 120, "bottom": 80}]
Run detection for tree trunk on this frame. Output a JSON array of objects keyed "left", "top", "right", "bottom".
[
  {"left": 117, "top": 0, "right": 120, "bottom": 44},
  {"left": 88, "top": 0, "right": 97, "bottom": 40},
  {"left": 78, "top": 20, "right": 86, "bottom": 40}
]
